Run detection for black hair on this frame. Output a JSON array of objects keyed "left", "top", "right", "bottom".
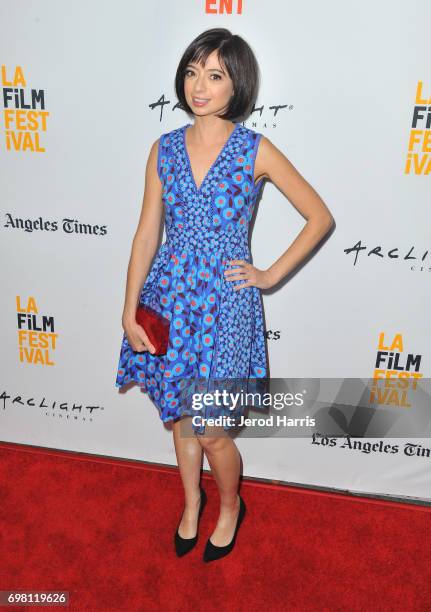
[{"left": 174, "top": 28, "right": 260, "bottom": 122}]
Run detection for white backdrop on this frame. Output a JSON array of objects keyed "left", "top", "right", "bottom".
[{"left": 1, "top": 0, "right": 430, "bottom": 502}]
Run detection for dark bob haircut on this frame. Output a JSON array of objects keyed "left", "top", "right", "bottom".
[{"left": 174, "top": 28, "right": 260, "bottom": 122}]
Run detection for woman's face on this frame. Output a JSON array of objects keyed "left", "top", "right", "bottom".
[{"left": 183, "top": 50, "right": 234, "bottom": 117}]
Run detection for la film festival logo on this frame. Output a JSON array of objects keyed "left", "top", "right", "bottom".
[
  {"left": 405, "top": 80, "right": 431, "bottom": 175},
  {"left": 2, "top": 65, "right": 49, "bottom": 152},
  {"left": 371, "top": 332, "right": 423, "bottom": 408},
  {"left": 17, "top": 297, "right": 58, "bottom": 365}
]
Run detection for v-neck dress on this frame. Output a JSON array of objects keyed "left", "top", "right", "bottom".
[{"left": 115, "top": 122, "right": 268, "bottom": 434}]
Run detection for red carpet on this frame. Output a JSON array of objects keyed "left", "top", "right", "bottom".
[{"left": 1, "top": 442, "right": 430, "bottom": 612}]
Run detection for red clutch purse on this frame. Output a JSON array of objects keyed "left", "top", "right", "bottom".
[{"left": 135, "top": 304, "right": 170, "bottom": 355}]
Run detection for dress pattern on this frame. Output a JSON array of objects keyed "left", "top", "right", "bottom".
[{"left": 115, "top": 122, "right": 268, "bottom": 433}]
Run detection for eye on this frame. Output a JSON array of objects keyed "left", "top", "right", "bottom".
[
  {"left": 210, "top": 74, "right": 222, "bottom": 80},
  {"left": 184, "top": 69, "right": 194, "bottom": 77}
]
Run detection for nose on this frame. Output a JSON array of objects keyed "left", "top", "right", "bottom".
[{"left": 193, "top": 73, "right": 207, "bottom": 94}]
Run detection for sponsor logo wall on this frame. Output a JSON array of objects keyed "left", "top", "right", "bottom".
[{"left": 1, "top": 1, "right": 429, "bottom": 502}]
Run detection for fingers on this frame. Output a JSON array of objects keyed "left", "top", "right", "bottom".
[
  {"left": 233, "top": 281, "right": 253, "bottom": 291},
  {"left": 135, "top": 340, "right": 156, "bottom": 354},
  {"left": 139, "top": 331, "right": 156, "bottom": 354},
  {"left": 226, "top": 271, "right": 248, "bottom": 280},
  {"left": 224, "top": 260, "right": 249, "bottom": 280},
  {"left": 127, "top": 327, "right": 156, "bottom": 354},
  {"left": 224, "top": 259, "right": 248, "bottom": 275},
  {"left": 224, "top": 260, "right": 255, "bottom": 290}
]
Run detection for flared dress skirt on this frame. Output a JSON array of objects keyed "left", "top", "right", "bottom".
[{"left": 115, "top": 122, "right": 269, "bottom": 434}]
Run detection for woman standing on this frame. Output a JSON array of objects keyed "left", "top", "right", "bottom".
[{"left": 116, "top": 28, "right": 334, "bottom": 562}]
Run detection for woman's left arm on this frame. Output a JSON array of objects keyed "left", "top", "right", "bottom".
[{"left": 225, "top": 135, "right": 335, "bottom": 290}]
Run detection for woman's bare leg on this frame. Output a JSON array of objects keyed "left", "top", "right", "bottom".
[
  {"left": 197, "top": 425, "right": 241, "bottom": 546},
  {"left": 172, "top": 416, "right": 204, "bottom": 538}
]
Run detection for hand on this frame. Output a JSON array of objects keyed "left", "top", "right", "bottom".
[
  {"left": 122, "top": 315, "right": 156, "bottom": 354},
  {"left": 223, "top": 259, "right": 275, "bottom": 290}
]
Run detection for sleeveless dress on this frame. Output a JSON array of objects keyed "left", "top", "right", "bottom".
[{"left": 115, "top": 122, "right": 268, "bottom": 434}]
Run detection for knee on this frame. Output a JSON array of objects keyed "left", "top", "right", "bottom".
[{"left": 197, "top": 434, "right": 226, "bottom": 452}]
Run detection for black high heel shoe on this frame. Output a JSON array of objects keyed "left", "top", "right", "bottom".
[
  {"left": 203, "top": 494, "right": 246, "bottom": 563},
  {"left": 174, "top": 486, "right": 207, "bottom": 557}
]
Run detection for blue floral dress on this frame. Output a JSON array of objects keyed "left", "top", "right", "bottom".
[{"left": 115, "top": 122, "right": 268, "bottom": 434}]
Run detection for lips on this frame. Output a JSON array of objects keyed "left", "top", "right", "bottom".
[{"left": 192, "top": 97, "right": 210, "bottom": 106}]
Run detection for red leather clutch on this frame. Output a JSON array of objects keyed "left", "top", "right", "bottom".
[{"left": 135, "top": 304, "right": 170, "bottom": 356}]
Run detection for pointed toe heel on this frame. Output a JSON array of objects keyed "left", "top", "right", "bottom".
[
  {"left": 174, "top": 486, "right": 207, "bottom": 557},
  {"left": 203, "top": 494, "right": 246, "bottom": 563}
]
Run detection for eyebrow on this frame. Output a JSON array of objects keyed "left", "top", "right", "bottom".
[{"left": 186, "top": 64, "right": 225, "bottom": 74}]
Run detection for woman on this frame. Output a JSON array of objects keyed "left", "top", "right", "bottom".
[{"left": 116, "top": 28, "right": 334, "bottom": 562}]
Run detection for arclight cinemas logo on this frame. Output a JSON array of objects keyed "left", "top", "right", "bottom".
[{"left": 344, "top": 241, "right": 430, "bottom": 271}]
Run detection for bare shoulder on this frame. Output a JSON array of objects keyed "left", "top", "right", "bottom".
[
  {"left": 256, "top": 134, "right": 288, "bottom": 166},
  {"left": 254, "top": 134, "right": 272, "bottom": 183},
  {"left": 148, "top": 137, "right": 161, "bottom": 161},
  {"left": 255, "top": 134, "right": 304, "bottom": 183},
  {"left": 144, "top": 137, "right": 162, "bottom": 183},
  {"left": 254, "top": 134, "right": 287, "bottom": 182},
  {"left": 134, "top": 137, "right": 164, "bottom": 238}
]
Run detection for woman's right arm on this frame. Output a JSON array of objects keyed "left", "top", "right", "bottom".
[{"left": 121, "top": 138, "right": 164, "bottom": 354}]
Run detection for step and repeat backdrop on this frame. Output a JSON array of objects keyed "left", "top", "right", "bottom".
[{"left": 1, "top": 1, "right": 430, "bottom": 502}]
